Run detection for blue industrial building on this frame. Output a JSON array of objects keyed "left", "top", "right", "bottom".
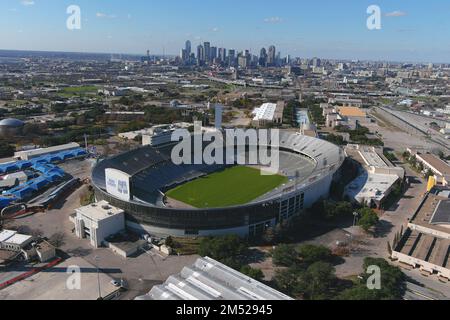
[{"left": 0, "top": 148, "right": 87, "bottom": 208}]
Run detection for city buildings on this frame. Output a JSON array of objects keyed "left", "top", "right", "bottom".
[
  {"left": 183, "top": 40, "right": 279, "bottom": 69},
  {"left": 322, "top": 103, "right": 370, "bottom": 130}
]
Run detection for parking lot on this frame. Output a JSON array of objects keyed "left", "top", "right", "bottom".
[
  {"left": 2, "top": 159, "right": 199, "bottom": 300},
  {"left": 0, "top": 257, "right": 119, "bottom": 300}
]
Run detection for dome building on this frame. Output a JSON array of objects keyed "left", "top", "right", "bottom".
[{"left": 0, "top": 118, "right": 24, "bottom": 137}]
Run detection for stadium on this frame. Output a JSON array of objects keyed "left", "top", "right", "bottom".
[{"left": 92, "top": 131, "right": 345, "bottom": 238}]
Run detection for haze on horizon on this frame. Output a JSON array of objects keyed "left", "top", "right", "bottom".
[{"left": 1, "top": 0, "right": 450, "bottom": 63}]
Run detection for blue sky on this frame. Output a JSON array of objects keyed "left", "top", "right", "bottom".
[{"left": 1, "top": 0, "right": 450, "bottom": 62}]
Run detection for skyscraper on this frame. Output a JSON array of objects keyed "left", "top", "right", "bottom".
[
  {"left": 238, "top": 51, "right": 251, "bottom": 69},
  {"left": 180, "top": 49, "right": 188, "bottom": 61},
  {"left": 211, "top": 46, "right": 218, "bottom": 61},
  {"left": 218, "top": 48, "right": 227, "bottom": 63},
  {"left": 228, "top": 49, "right": 236, "bottom": 66},
  {"left": 259, "top": 47, "right": 267, "bottom": 67},
  {"left": 204, "top": 42, "right": 211, "bottom": 63},
  {"left": 312, "top": 57, "right": 321, "bottom": 68},
  {"left": 268, "top": 45, "right": 276, "bottom": 66},
  {"left": 185, "top": 40, "right": 191, "bottom": 56},
  {"left": 197, "top": 44, "right": 205, "bottom": 65}
]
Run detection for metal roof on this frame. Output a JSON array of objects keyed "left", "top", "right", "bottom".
[
  {"left": 430, "top": 200, "right": 450, "bottom": 225},
  {"left": 0, "top": 118, "right": 24, "bottom": 127},
  {"left": 252, "top": 103, "right": 277, "bottom": 121},
  {"left": 139, "top": 257, "right": 293, "bottom": 301}
]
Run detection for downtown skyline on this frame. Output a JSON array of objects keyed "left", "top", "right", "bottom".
[{"left": 1, "top": 0, "right": 450, "bottom": 63}]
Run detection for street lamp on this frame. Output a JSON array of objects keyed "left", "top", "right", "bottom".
[{"left": 353, "top": 211, "right": 359, "bottom": 227}]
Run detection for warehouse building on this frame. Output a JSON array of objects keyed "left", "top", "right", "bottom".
[
  {"left": 415, "top": 152, "right": 450, "bottom": 186},
  {"left": 14, "top": 142, "right": 81, "bottom": 161},
  {"left": 392, "top": 188, "right": 450, "bottom": 281}
]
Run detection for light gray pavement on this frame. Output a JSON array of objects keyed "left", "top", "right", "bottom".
[{"left": 0, "top": 257, "right": 119, "bottom": 300}]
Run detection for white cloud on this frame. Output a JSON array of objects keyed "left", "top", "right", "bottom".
[
  {"left": 21, "top": 0, "right": 34, "bottom": 6},
  {"left": 385, "top": 11, "right": 407, "bottom": 17},
  {"left": 211, "top": 27, "right": 220, "bottom": 32},
  {"left": 96, "top": 12, "right": 117, "bottom": 19},
  {"left": 264, "top": 16, "right": 283, "bottom": 24}
]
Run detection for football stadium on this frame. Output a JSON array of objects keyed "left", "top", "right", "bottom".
[{"left": 92, "top": 131, "right": 345, "bottom": 237}]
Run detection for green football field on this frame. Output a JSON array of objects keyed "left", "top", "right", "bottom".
[{"left": 166, "top": 166, "right": 288, "bottom": 208}]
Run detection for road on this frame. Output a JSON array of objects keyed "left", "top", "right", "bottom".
[{"left": 335, "top": 164, "right": 427, "bottom": 277}]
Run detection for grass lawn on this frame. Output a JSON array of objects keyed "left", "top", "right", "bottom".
[
  {"left": 166, "top": 166, "right": 288, "bottom": 208},
  {"left": 59, "top": 86, "right": 98, "bottom": 97}
]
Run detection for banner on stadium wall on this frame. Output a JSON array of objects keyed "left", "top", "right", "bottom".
[{"left": 105, "top": 168, "right": 131, "bottom": 201}]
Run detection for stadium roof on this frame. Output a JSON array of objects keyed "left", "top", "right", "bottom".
[{"left": 138, "top": 257, "right": 293, "bottom": 301}]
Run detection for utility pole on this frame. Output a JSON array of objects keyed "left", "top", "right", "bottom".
[
  {"left": 84, "top": 134, "right": 88, "bottom": 152},
  {"left": 94, "top": 255, "right": 102, "bottom": 300}
]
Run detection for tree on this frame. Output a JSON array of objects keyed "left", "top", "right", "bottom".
[
  {"left": 274, "top": 266, "right": 302, "bottom": 296},
  {"left": 357, "top": 208, "right": 379, "bottom": 232},
  {"left": 48, "top": 232, "right": 66, "bottom": 248},
  {"left": 240, "top": 265, "right": 264, "bottom": 281},
  {"left": 0, "top": 141, "right": 15, "bottom": 158},
  {"left": 198, "top": 235, "right": 248, "bottom": 269},
  {"left": 294, "top": 262, "right": 336, "bottom": 300},
  {"left": 312, "top": 200, "right": 353, "bottom": 221},
  {"left": 424, "top": 169, "right": 434, "bottom": 179},
  {"left": 297, "top": 244, "right": 333, "bottom": 265},
  {"left": 337, "top": 258, "right": 406, "bottom": 300},
  {"left": 272, "top": 244, "right": 298, "bottom": 267}
]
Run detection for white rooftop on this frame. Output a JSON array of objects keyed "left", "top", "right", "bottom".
[
  {"left": 345, "top": 172, "right": 399, "bottom": 203},
  {"left": 14, "top": 142, "right": 80, "bottom": 158},
  {"left": 0, "top": 230, "right": 17, "bottom": 243},
  {"left": 5, "top": 234, "right": 32, "bottom": 245},
  {"left": 76, "top": 201, "right": 124, "bottom": 221},
  {"left": 252, "top": 103, "right": 277, "bottom": 121},
  {"left": 359, "top": 146, "right": 389, "bottom": 168}
]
